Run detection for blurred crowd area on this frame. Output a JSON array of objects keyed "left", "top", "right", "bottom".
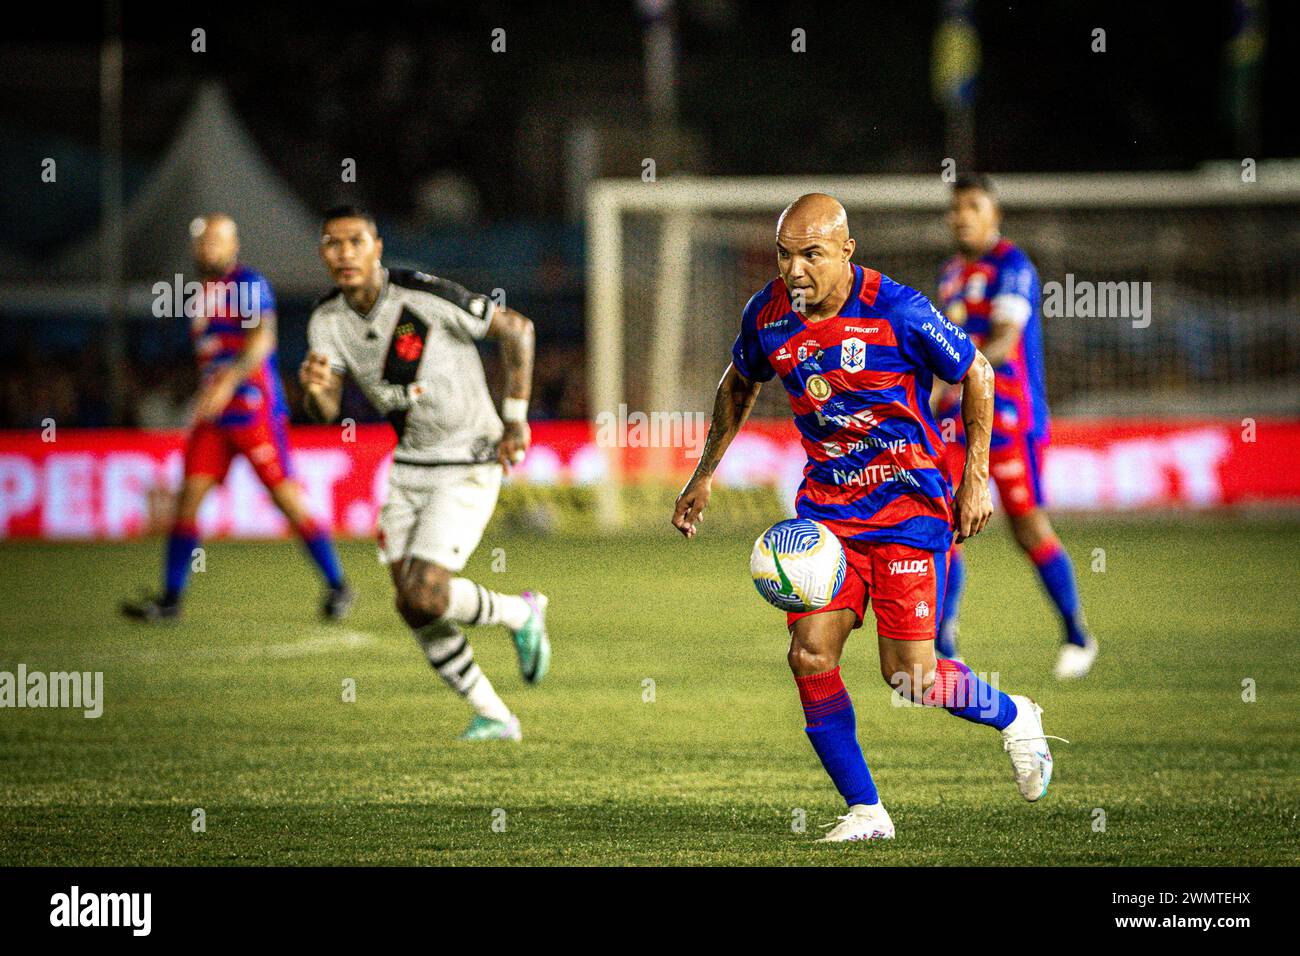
[{"left": 0, "top": 327, "right": 587, "bottom": 431}]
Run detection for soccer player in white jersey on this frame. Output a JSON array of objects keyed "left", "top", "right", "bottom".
[{"left": 299, "top": 206, "right": 550, "bottom": 741}]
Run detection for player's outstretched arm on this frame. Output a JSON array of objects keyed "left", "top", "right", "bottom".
[
  {"left": 953, "top": 350, "right": 995, "bottom": 542},
  {"left": 486, "top": 305, "right": 535, "bottom": 469},
  {"left": 299, "top": 352, "right": 344, "bottom": 423},
  {"left": 672, "top": 363, "right": 762, "bottom": 539}
]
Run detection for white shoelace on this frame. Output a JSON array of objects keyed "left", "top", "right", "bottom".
[
  {"left": 819, "top": 811, "right": 886, "bottom": 838},
  {"left": 1003, "top": 733, "right": 1070, "bottom": 777},
  {"left": 1003, "top": 732, "right": 1070, "bottom": 750}
]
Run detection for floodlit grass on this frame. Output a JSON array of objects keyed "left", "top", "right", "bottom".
[{"left": 1, "top": 518, "right": 1296, "bottom": 865}]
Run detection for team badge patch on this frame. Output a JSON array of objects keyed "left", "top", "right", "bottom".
[
  {"left": 841, "top": 337, "right": 866, "bottom": 373},
  {"left": 797, "top": 339, "right": 822, "bottom": 363},
  {"left": 807, "top": 374, "right": 832, "bottom": 402},
  {"left": 393, "top": 322, "right": 424, "bottom": 361}
]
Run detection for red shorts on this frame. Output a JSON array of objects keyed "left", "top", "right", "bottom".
[
  {"left": 945, "top": 433, "right": 1045, "bottom": 518},
  {"left": 184, "top": 416, "right": 293, "bottom": 488},
  {"left": 787, "top": 540, "right": 946, "bottom": 641}
]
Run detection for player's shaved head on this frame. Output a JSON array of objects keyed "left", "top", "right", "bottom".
[
  {"left": 191, "top": 212, "right": 240, "bottom": 278},
  {"left": 775, "top": 194, "right": 855, "bottom": 318},
  {"left": 777, "top": 193, "right": 850, "bottom": 244},
  {"left": 191, "top": 212, "right": 237, "bottom": 239}
]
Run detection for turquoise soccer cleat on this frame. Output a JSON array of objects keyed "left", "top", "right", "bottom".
[
  {"left": 459, "top": 714, "right": 522, "bottom": 741},
  {"left": 511, "top": 591, "right": 551, "bottom": 686}
]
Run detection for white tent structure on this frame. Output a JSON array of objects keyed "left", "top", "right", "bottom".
[{"left": 14, "top": 81, "right": 325, "bottom": 306}]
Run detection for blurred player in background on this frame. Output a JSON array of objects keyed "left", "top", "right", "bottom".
[
  {"left": 299, "top": 206, "right": 549, "bottom": 742},
  {"left": 935, "top": 174, "right": 1097, "bottom": 679},
  {"left": 673, "top": 194, "right": 1061, "bottom": 842},
  {"left": 121, "top": 214, "right": 352, "bottom": 622}
]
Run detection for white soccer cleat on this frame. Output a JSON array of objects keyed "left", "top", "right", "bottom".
[
  {"left": 815, "top": 803, "right": 896, "bottom": 842},
  {"left": 1055, "top": 638, "right": 1098, "bottom": 680},
  {"left": 1001, "top": 695, "right": 1064, "bottom": 801}
]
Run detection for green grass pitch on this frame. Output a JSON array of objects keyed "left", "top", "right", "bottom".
[{"left": 1, "top": 517, "right": 1297, "bottom": 865}]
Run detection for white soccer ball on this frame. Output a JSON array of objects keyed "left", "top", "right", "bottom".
[{"left": 750, "top": 518, "right": 846, "bottom": 613}]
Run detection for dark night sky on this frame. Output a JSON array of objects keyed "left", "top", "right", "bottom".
[{"left": 2, "top": 0, "right": 1295, "bottom": 219}]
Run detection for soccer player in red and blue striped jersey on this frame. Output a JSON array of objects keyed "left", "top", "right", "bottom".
[
  {"left": 121, "top": 214, "right": 352, "bottom": 622},
  {"left": 673, "top": 194, "right": 1060, "bottom": 841},
  {"left": 935, "top": 174, "right": 1097, "bottom": 679}
]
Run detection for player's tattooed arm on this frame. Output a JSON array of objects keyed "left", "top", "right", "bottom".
[
  {"left": 299, "top": 352, "right": 344, "bottom": 423},
  {"left": 953, "top": 351, "right": 995, "bottom": 542},
  {"left": 696, "top": 363, "right": 761, "bottom": 477},
  {"left": 487, "top": 305, "right": 535, "bottom": 405},
  {"left": 672, "top": 363, "right": 762, "bottom": 539},
  {"left": 486, "top": 305, "right": 535, "bottom": 468}
]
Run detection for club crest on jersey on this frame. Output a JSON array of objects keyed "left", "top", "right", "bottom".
[
  {"left": 796, "top": 340, "right": 823, "bottom": 364},
  {"left": 806, "top": 374, "right": 832, "bottom": 402},
  {"left": 394, "top": 323, "right": 424, "bottom": 362},
  {"left": 841, "top": 337, "right": 866, "bottom": 373}
]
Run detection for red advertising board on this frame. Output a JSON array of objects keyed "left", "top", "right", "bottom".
[{"left": 0, "top": 419, "right": 1296, "bottom": 539}]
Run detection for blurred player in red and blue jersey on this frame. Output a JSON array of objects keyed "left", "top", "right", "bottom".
[
  {"left": 935, "top": 174, "right": 1097, "bottom": 679},
  {"left": 673, "top": 194, "right": 1060, "bottom": 842},
  {"left": 121, "top": 213, "right": 352, "bottom": 622}
]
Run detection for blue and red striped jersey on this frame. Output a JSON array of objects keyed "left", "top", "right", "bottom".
[
  {"left": 732, "top": 264, "right": 976, "bottom": 553},
  {"left": 191, "top": 263, "right": 287, "bottom": 426},
  {"left": 937, "top": 239, "right": 1049, "bottom": 446}
]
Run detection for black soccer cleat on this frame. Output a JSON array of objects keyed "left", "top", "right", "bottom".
[
  {"left": 322, "top": 584, "right": 356, "bottom": 621},
  {"left": 119, "top": 595, "right": 180, "bottom": 622}
]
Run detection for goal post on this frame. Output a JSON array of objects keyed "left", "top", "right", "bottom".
[{"left": 585, "top": 168, "right": 1300, "bottom": 529}]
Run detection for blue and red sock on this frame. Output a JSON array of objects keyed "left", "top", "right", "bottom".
[
  {"left": 1028, "top": 537, "right": 1088, "bottom": 647},
  {"left": 163, "top": 518, "right": 199, "bottom": 606},
  {"left": 796, "top": 667, "right": 879, "bottom": 808},
  {"left": 296, "top": 518, "right": 346, "bottom": 591},
  {"left": 923, "top": 658, "right": 1018, "bottom": 730}
]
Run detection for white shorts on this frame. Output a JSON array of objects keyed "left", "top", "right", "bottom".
[{"left": 376, "top": 462, "right": 502, "bottom": 572}]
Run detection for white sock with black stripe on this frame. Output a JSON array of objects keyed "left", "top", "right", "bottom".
[
  {"left": 413, "top": 620, "right": 512, "bottom": 722},
  {"left": 447, "top": 577, "right": 532, "bottom": 631}
]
